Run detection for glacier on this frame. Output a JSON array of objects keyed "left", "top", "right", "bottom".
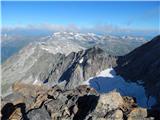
[{"left": 83, "top": 68, "right": 156, "bottom": 108}]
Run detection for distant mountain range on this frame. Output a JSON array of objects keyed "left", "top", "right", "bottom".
[
  {"left": 1, "top": 32, "right": 146, "bottom": 63},
  {"left": 1, "top": 34, "right": 45, "bottom": 63}
]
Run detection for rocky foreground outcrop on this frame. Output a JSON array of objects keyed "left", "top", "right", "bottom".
[{"left": 1, "top": 83, "right": 159, "bottom": 120}]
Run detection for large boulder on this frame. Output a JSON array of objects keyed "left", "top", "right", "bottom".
[
  {"left": 95, "top": 91, "right": 124, "bottom": 116},
  {"left": 27, "top": 106, "right": 51, "bottom": 120}
]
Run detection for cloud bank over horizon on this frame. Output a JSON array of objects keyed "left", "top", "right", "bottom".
[
  {"left": 2, "top": 1, "right": 159, "bottom": 38},
  {"left": 2, "top": 23, "right": 159, "bottom": 37}
]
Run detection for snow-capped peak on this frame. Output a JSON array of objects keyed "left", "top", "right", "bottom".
[{"left": 121, "top": 35, "right": 145, "bottom": 41}]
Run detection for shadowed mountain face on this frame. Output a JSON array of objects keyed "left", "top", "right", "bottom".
[
  {"left": 115, "top": 35, "right": 160, "bottom": 98},
  {"left": 2, "top": 45, "right": 117, "bottom": 96}
]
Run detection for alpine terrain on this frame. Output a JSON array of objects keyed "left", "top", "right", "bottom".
[
  {"left": 1, "top": 33, "right": 160, "bottom": 120},
  {"left": 1, "top": 32, "right": 146, "bottom": 63}
]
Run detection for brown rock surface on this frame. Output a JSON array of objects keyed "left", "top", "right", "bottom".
[{"left": 1, "top": 83, "right": 159, "bottom": 120}]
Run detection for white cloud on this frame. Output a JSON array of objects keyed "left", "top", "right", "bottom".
[{"left": 2, "top": 23, "right": 159, "bottom": 37}]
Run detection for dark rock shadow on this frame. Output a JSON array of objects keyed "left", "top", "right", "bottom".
[
  {"left": 58, "top": 55, "right": 78, "bottom": 84},
  {"left": 147, "top": 109, "right": 160, "bottom": 120},
  {"left": 16, "top": 103, "right": 29, "bottom": 120},
  {"left": 89, "top": 75, "right": 127, "bottom": 95},
  {"left": 73, "top": 95, "right": 99, "bottom": 120},
  {"left": 89, "top": 76, "right": 126, "bottom": 95},
  {"left": 1, "top": 103, "right": 15, "bottom": 120},
  {"left": 1, "top": 103, "right": 29, "bottom": 120}
]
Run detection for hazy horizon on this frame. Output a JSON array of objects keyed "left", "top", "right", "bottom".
[{"left": 2, "top": 1, "right": 160, "bottom": 37}]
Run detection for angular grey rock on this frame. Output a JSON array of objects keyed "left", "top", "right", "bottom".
[
  {"left": 47, "top": 46, "right": 117, "bottom": 90},
  {"left": 27, "top": 106, "right": 51, "bottom": 120}
]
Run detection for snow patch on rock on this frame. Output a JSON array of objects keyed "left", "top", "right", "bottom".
[
  {"left": 83, "top": 68, "right": 156, "bottom": 108},
  {"left": 33, "top": 78, "right": 42, "bottom": 86},
  {"left": 79, "top": 57, "right": 84, "bottom": 64}
]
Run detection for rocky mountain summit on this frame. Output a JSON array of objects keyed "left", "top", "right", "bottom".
[
  {"left": 1, "top": 83, "right": 159, "bottom": 120},
  {"left": 1, "top": 34, "right": 160, "bottom": 119}
]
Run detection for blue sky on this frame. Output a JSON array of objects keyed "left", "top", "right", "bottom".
[{"left": 1, "top": 1, "right": 160, "bottom": 36}]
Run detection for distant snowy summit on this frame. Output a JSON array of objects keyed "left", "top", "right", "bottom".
[
  {"left": 50, "top": 32, "right": 146, "bottom": 41},
  {"left": 37, "top": 32, "right": 146, "bottom": 56}
]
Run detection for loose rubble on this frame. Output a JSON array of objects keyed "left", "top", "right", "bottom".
[{"left": 1, "top": 83, "right": 159, "bottom": 120}]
